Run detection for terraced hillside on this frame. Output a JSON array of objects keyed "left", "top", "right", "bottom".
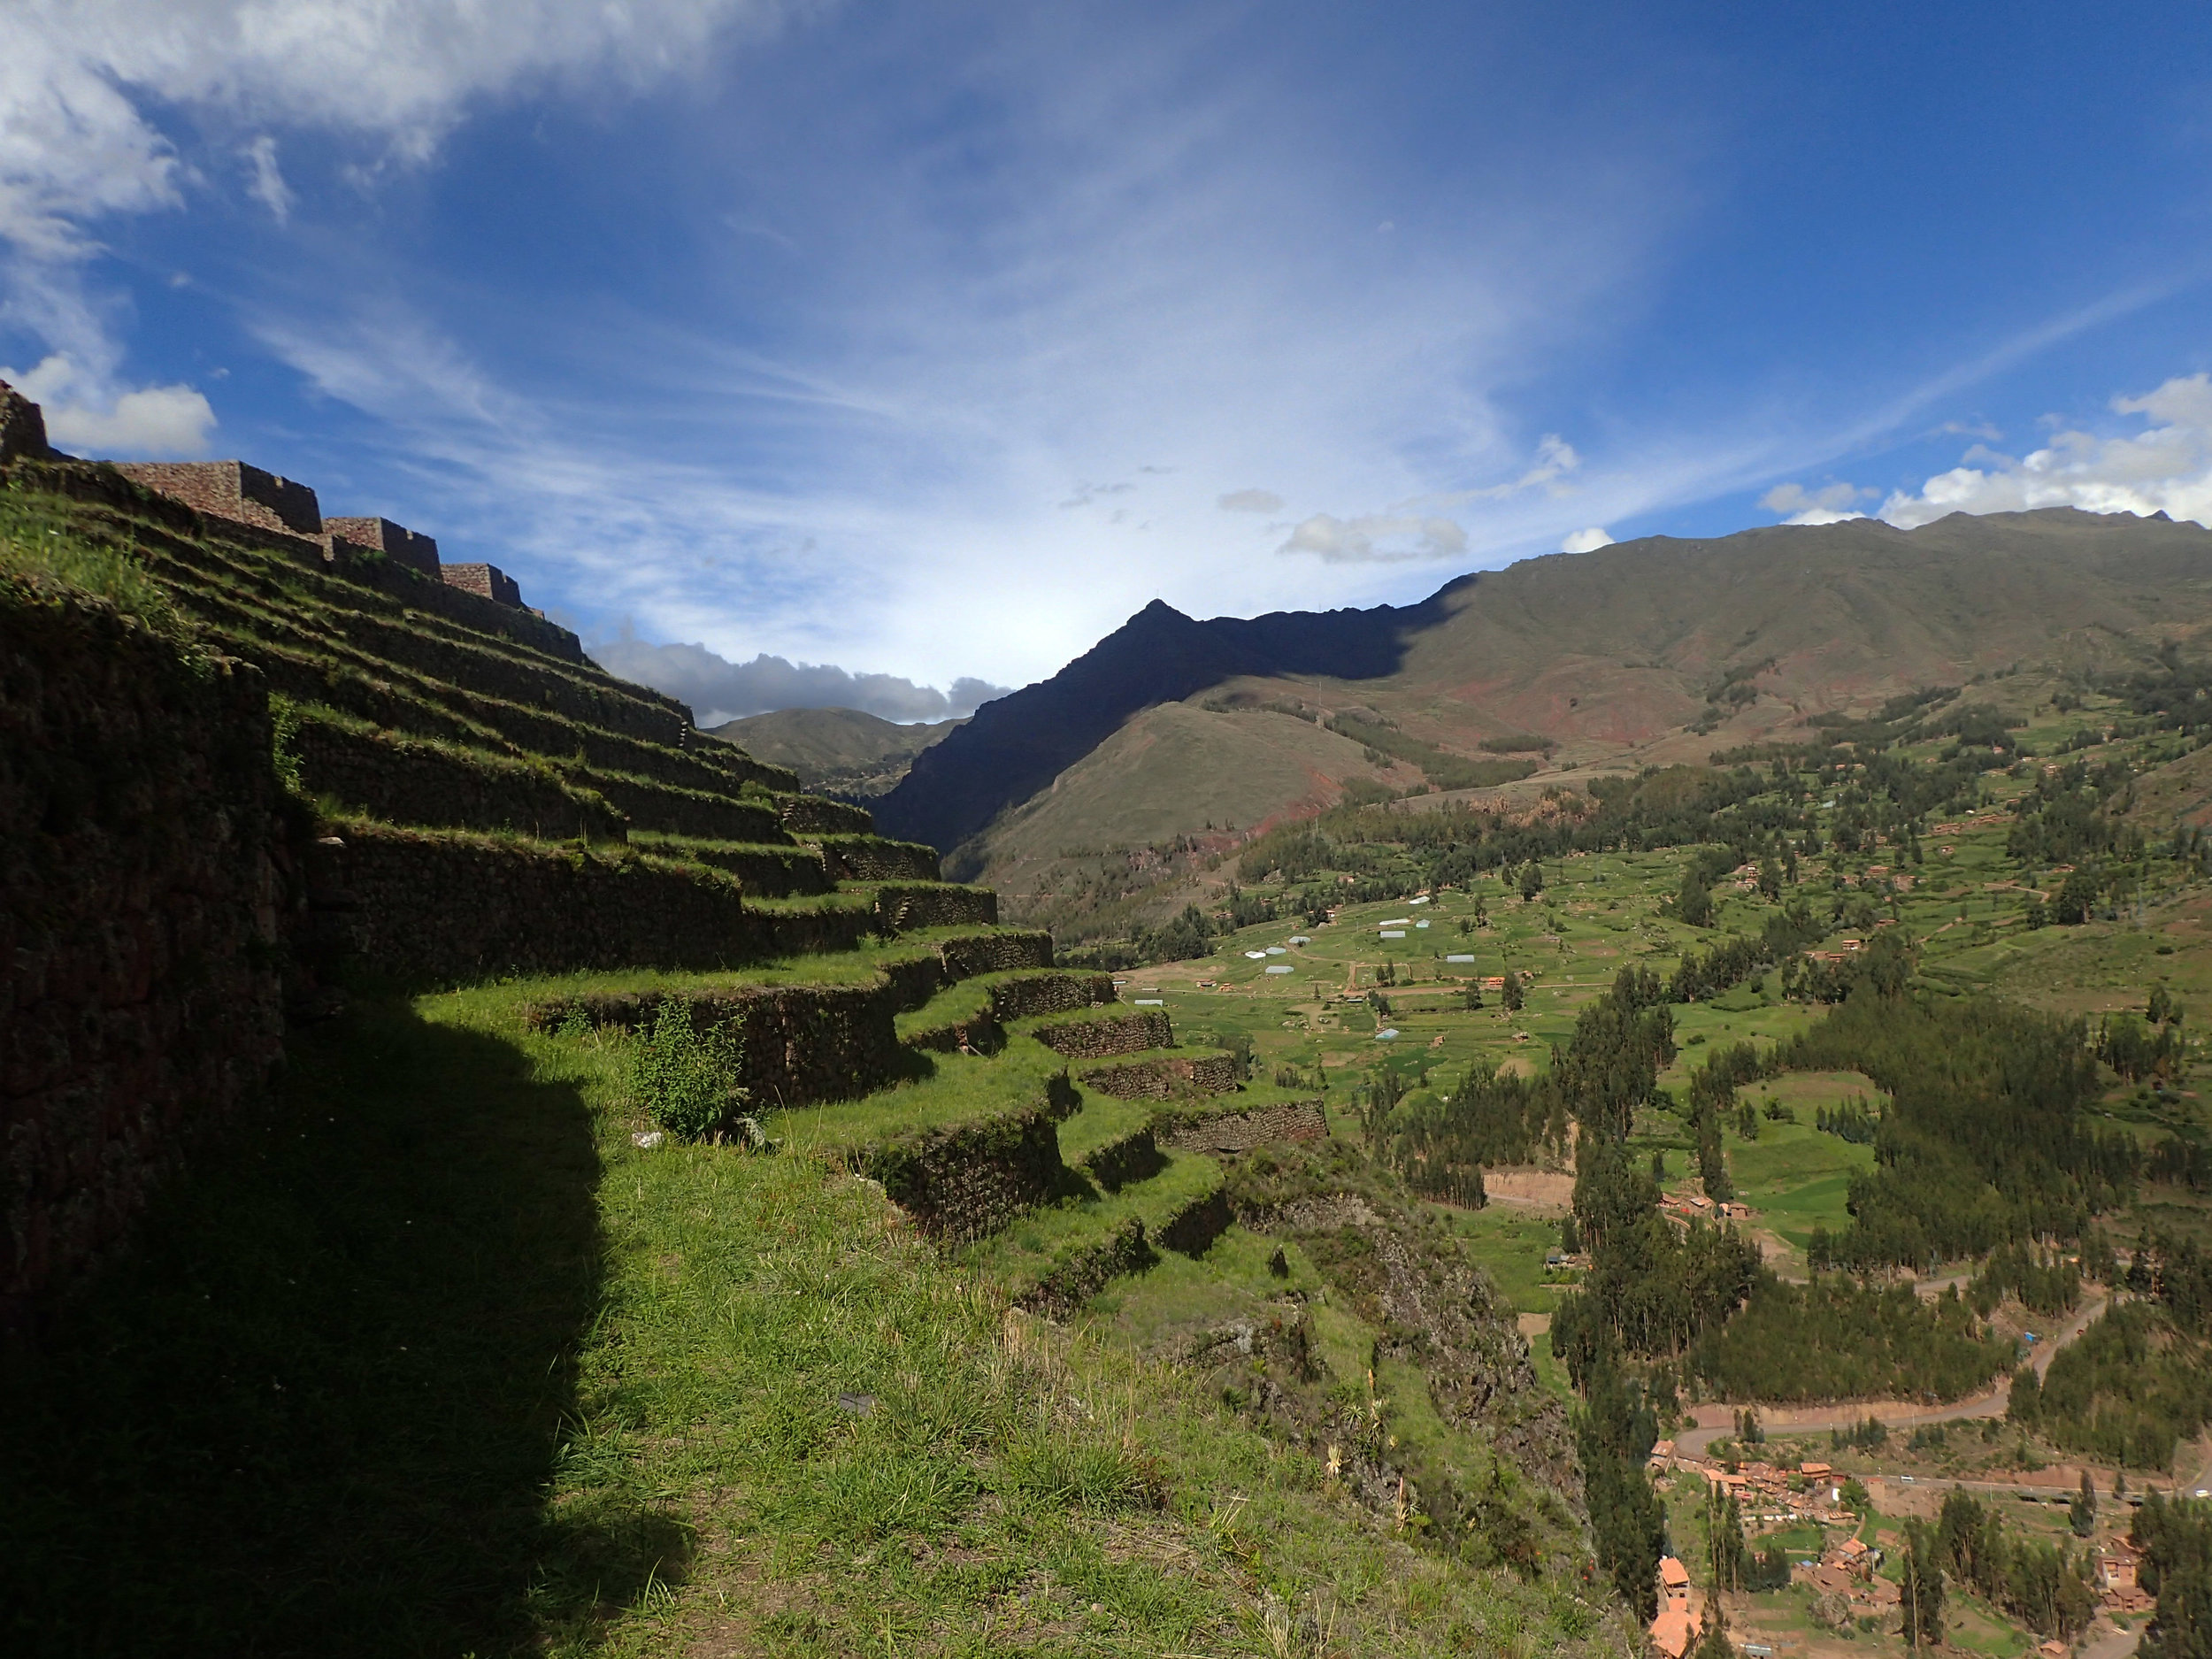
[{"left": 1, "top": 406, "right": 1624, "bottom": 1655}]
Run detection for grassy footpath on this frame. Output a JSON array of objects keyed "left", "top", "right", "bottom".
[{"left": 0, "top": 989, "right": 1624, "bottom": 1656}]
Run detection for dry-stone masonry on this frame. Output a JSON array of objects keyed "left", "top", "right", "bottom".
[
  {"left": 0, "top": 379, "right": 57, "bottom": 463},
  {"left": 440, "top": 562, "right": 523, "bottom": 607},
  {"left": 1, "top": 575, "right": 288, "bottom": 1324},
  {"left": 323, "top": 516, "right": 440, "bottom": 576},
  {"left": 1159, "top": 1100, "right": 1329, "bottom": 1153},
  {"left": 113, "top": 460, "right": 324, "bottom": 537}
]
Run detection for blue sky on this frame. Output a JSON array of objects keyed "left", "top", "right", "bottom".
[{"left": 5, "top": 1, "right": 2211, "bottom": 720}]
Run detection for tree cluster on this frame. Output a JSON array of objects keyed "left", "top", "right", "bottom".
[
  {"left": 1937, "top": 1490, "right": 2099, "bottom": 1639},
  {"left": 1782, "top": 992, "right": 2131, "bottom": 1271},
  {"left": 2012, "top": 1301, "right": 2212, "bottom": 1471}
]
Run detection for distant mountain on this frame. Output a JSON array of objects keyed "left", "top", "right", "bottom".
[
  {"left": 872, "top": 509, "right": 2212, "bottom": 889},
  {"left": 870, "top": 588, "right": 1464, "bottom": 854},
  {"left": 704, "top": 707, "right": 963, "bottom": 796}
]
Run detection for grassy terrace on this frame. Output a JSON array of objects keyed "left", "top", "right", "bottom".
[
  {"left": 0, "top": 986, "right": 1621, "bottom": 1657},
  {"left": 502, "top": 927, "right": 1047, "bottom": 1004},
  {"left": 961, "top": 1149, "right": 1225, "bottom": 1302}
]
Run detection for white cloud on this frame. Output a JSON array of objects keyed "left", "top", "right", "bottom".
[
  {"left": 3, "top": 352, "right": 214, "bottom": 455},
  {"left": 0, "top": 0, "right": 792, "bottom": 442},
  {"left": 1879, "top": 373, "right": 2212, "bottom": 529},
  {"left": 1279, "top": 512, "right": 1469, "bottom": 564},
  {"left": 242, "top": 134, "right": 292, "bottom": 222},
  {"left": 588, "top": 635, "right": 1008, "bottom": 725},
  {"left": 1559, "top": 526, "right": 1613, "bottom": 553},
  {"left": 2, "top": 0, "right": 790, "bottom": 247},
  {"left": 1276, "top": 434, "right": 1585, "bottom": 565},
  {"left": 1217, "top": 488, "right": 1282, "bottom": 513},
  {"left": 1761, "top": 480, "right": 1868, "bottom": 526}
]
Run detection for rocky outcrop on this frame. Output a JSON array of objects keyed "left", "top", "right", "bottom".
[{"left": 0, "top": 377, "right": 58, "bottom": 463}]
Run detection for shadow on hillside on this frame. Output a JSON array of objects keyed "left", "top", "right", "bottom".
[{"left": 0, "top": 1000, "right": 672, "bottom": 1656}]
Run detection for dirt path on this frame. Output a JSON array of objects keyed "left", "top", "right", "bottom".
[{"left": 1675, "top": 1294, "right": 2110, "bottom": 1460}]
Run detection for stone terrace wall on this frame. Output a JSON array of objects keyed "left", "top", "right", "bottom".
[
  {"left": 941, "top": 931, "right": 1056, "bottom": 978},
  {"left": 1080, "top": 1055, "right": 1242, "bottom": 1100},
  {"left": 1155, "top": 1185, "right": 1233, "bottom": 1256},
  {"left": 0, "top": 577, "right": 286, "bottom": 1321},
  {"left": 1031, "top": 1009, "right": 1171, "bottom": 1059},
  {"left": 668, "top": 841, "right": 830, "bottom": 897},
  {"left": 580, "top": 770, "right": 787, "bottom": 843},
  {"left": 307, "top": 826, "right": 762, "bottom": 984},
  {"left": 988, "top": 969, "right": 1116, "bottom": 1021},
  {"left": 1077, "top": 1124, "right": 1165, "bottom": 1192},
  {"left": 869, "top": 883, "right": 997, "bottom": 932},
  {"left": 813, "top": 834, "right": 940, "bottom": 882},
  {"left": 293, "top": 714, "right": 626, "bottom": 842},
  {"left": 524, "top": 982, "right": 910, "bottom": 1108},
  {"left": 323, "top": 516, "right": 438, "bottom": 576},
  {"left": 778, "top": 795, "right": 875, "bottom": 834},
  {"left": 1159, "top": 1100, "right": 1329, "bottom": 1154},
  {"left": 864, "top": 1076, "right": 1079, "bottom": 1240}
]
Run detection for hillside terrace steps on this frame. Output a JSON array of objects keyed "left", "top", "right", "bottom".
[
  {"left": 11, "top": 413, "right": 1280, "bottom": 1328},
  {"left": 17, "top": 462, "right": 799, "bottom": 798},
  {"left": 895, "top": 969, "right": 1121, "bottom": 1054},
  {"left": 25, "top": 457, "right": 586, "bottom": 663},
  {"left": 159, "top": 568, "right": 787, "bottom": 795},
  {"left": 46, "top": 497, "right": 788, "bottom": 805}
]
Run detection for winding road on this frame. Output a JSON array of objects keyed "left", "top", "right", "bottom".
[{"left": 1674, "top": 1292, "right": 2111, "bottom": 1462}]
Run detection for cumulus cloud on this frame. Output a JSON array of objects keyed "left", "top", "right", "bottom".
[
  {"left": 588, "top": 634, "right": 1010, "bottom": 726},
  {"left": 1761, "top": 480, "right": 1868, "bottom": 526},
  {"left": 4, "top": 352, "right": 214, "bottom": 455},
  {"left": 1279, "top": 512, "right": 1469, "bottom": 564},
  {"left": 1559, "top": 526, "right": 1613, "bottom": 553},
  {"left": 1217, "top": 488, "right": 1282, "bottom": 513},
  {"left": 1878, "top": 373, "right": 2212, "bottom": 529}
]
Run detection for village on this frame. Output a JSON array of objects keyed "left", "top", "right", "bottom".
[{"left": 1640, "top": 1440, "right": 2156, "bottom": 1658}]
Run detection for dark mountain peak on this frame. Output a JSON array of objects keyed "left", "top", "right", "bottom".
[{"left": 872, "top": 585, "right": 1433, "bottom": 856}]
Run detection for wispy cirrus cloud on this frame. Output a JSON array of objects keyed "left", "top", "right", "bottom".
[{"left": 0, "top": 0, "right": 792, "bottom": 463}]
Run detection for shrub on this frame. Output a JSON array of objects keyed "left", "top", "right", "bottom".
[{"left": 626, "top": 998, "right": 747, "bottom": 1141}]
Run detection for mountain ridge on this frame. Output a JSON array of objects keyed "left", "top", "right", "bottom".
[
  {"left": 871, "top": 582, "right": 1471, "bottom": 853},
  {"left": 873, "top": 508, "right": 2212, "bottom": 892}
]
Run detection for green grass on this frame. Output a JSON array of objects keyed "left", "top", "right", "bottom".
[
  {"left": 0, "top": 487, "right": 192, "bottom": 640},
  {"left": 767, "top": 1037, "right": 1077, "bottom": 1148},
  {"left": 1056, "top": 1094, "right": 1157, "bottom": 1165},
  {"left": 0, "top": 987, "right": 1628, "bottom": 1655},
  {"left": 482, "top": 928, "right": 1036, "bottom": 1009},
  {"left": 963, "top": 1150, "right": 1225, "bottom": 1302},
  {"left": 1443, "top": 1207, "right": 1574, "bottom": 1314}
]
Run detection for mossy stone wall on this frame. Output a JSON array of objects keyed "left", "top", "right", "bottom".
[
  {"left": 293, "top": 715, "right": 626, "bottom": 841},
  {"left": 1031, "top": 1010, "right": 1171, "bottom": 1059}
]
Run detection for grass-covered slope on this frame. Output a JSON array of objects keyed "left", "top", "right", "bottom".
[{"left": 0, "top": 988, "right": 1628, "bottom": 1657}]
